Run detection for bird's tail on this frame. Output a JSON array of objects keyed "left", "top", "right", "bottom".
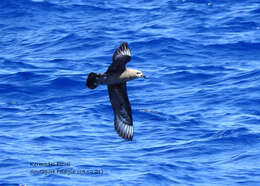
[{"left": 86, "top": 72, "right": 102, "bottom": 89}]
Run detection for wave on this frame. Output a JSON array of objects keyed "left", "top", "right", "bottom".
[{"left": 0, "top": 0, "right": 260, "bottom": 185}]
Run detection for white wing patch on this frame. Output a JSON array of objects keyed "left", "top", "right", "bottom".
[
  {"left": 114, "top": 42, "right": 131, "bottom": 61},
  {"left": 119, "top": 44, "right": 131, "bottom": 57},
  {"left": 115, "top": 114, "right": 133, "bottom": 140},
  {"left": 107, "top": 42, "right": 132, "bottom": 73}
]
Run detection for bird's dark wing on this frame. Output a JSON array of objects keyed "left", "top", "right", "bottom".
[
  {"left": 107, "top": 83, "right": 133, "bottom": 140},
  {"left": 106, "top": 42, "right": 131, "bottom": 73}
]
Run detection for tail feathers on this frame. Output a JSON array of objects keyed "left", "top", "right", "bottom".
[{"left": 86, "top": 72, "right": 101, "bottom": 89}]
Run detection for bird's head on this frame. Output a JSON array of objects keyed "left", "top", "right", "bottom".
[{"left": 135, "top": 70, "right": 146, "bottom": 78}]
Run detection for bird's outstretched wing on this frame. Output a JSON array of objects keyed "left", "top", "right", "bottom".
[
  {"left": 106, "top": 42, "right": 131, "bottom": 73},
  {"left": 108, "top": 83, "right": 133, "bottom": 140}
]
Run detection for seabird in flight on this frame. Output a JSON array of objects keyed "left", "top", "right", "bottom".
[{"left": 86, "top": 42, "right": 145, "bottom": 140}]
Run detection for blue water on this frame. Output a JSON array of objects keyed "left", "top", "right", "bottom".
[{"left": 1, "top": 0, "right": 260, "bottom": 185}]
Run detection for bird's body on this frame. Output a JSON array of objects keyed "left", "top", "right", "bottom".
[
  {"left": 97, "top": 68, "right": 142, "bottom": 85},
  {"left": 86, "top": 42, "right": 145, "bottom": 141}
]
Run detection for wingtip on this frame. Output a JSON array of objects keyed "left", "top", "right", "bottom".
[
  {"left": 121, "top": 42, "right": 129, "bottom": 51},
  {"left": 121, "top": 42, "right": 128, "bottom": 46},
  {"left": 114, "top": 123, "right": 134, "bottom": 141},
  {"left": 117, "top": 42, "right": 131, "bottom": 57}
]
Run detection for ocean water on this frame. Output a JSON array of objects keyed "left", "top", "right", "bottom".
[{"left": 1, "top": 0, "right": 260, "bottom": 185}]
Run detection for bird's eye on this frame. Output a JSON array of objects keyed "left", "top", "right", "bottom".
[{"left": 136, "top": 72, "right": 141, "bottom": 74}]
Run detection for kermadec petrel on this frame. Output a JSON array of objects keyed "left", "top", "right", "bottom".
[{"left": 86, "top": 42, "right": 145, "bottom": 141}]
